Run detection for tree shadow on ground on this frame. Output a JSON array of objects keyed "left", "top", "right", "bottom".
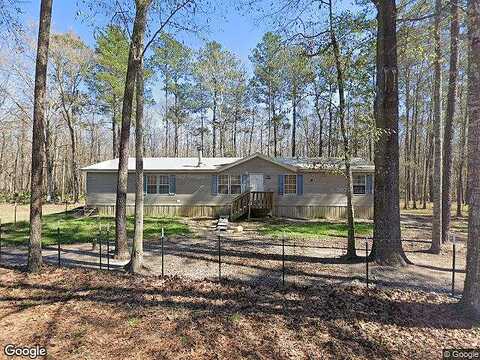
[{"left": 0, "top": 267, "right": 475, "bottom": 331}]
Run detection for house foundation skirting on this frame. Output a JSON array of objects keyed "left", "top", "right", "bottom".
[
  {"left": 92, "top": 204, "right": 373, "bottom": 220},
  {"left": 272, "top": 205, "right": 373, "bottom": 220}
]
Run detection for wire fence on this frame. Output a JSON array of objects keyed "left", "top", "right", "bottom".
[{"left": 0, "top": 221, "right": 465, "bottom": 296}]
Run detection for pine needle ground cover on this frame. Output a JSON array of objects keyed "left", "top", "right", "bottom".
[{"left": 0, "top": 266, "right": 478, "bottom": 360}]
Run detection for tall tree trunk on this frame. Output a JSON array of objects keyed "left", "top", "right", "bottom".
[
  {"left": 329, "top": 0, "right": 356, "bottom": 259},
  {"left": 174, "top": 92, "right": 179, "bottom": 157},
  {"left": 404, "top": 69, "right": 411, "bottom": 210},
  {"left": 442, "top": 0, "right": 460, "bottom": 244},
  {"left": 422, "top": 102, "right": 433, "bottom": 209},
  {"left": 174, "top": 123, "right": 179, "bottom": 157},
  {"left": 431, "top": 0, "right": 443, "bottom": 253},
  {"left": 233, "top": 111, "right": 238, "bottom": 156},
  {"left": 200, "top": 112, "right": 205, "bottom": 152},
  {"left": 267, "top": 85, "right": 272, "bottom": 156},
  {"left": 328, "top": 83, "right": 333, "bottom": 157},
  {"left": 45, "top": 118, "right": 55, "bottom": 202},
  {"left": 457, "top": 107, "right": 468, "bottom": 217},
  {"left": 462, "top": 0, "right": 480, "bottom": 316},
  {"left": 371, "top": 0, "right": 406, "bottom": 266},
  {"left": 0, "top": 133, "right": 5, "bottom": 190},
  {"left": 292, "top": 95, "right": 297, "bottom": 157},
  {"left": 112, "top": 104, "right": 118, "bottom": 158},
  {"left": 212, "top": 92, "right": 217, "bottom": 157},
  {"left": 164, "top": 81, "right": 169, "bottom": 156},
  {"left": 115, "top": 1, "right": 150, "bottom": 260},
  {"left": 66, "top": 118, "right": 79, "bottom": 202},
  {"left": 411, "top": 84, "right": 419, "bottom": 209},
  {"left": 28, "top": 0, "right": 53, "bottom": 273},
  {"left": 249, "top": 110, "right": 255, "bottom": 155},
  {"left": 126, "top": 58, "right": 145, "bottom": 273},
  {"left": 272, "top": 96, "right": 278, "bottom": 157},
  {"left": 314, "top": 82, "right": 324, "bottom": 157}
]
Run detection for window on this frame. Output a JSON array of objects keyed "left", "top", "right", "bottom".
[
  {"left": 146, "top": 175, "right": 170, "bottom": 194},
  {"left": 146, "top": 175, "right": 157, "bottom": 194},
  {"left": 284, "top": 175, "right": 297, "bottom": 194},
  {"left": 353, "top": 175, "right": 366, "bottom": 195},
  {"left": 230, "top": 175, "right": 242, "bottom": 194},
  {"left": 218, "top": 175, "right": 229, "bottom": 194}
]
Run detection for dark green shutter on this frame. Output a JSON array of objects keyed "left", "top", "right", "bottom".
[
  {"left": 169, "top": 175, "right": 176, "bottom": 194},
  {"left": 278, "top": 175, "right": 284, "bottom": 195},
  {"left": 212, "top": 175, "right": 218, "bottom": 195},
  {"left": 297, "top": 174, "right": 304, "bottom": 195}
]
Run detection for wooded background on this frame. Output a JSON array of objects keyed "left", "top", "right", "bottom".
[{"left": 0, "top": 0, "right": 467, "bottom": 218}]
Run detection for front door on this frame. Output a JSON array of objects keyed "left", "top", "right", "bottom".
[{"left": 249, "top": 174, "right": 264, "bottom": 192}]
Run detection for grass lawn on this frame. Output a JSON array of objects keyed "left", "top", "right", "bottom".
[
  {"left": 0, "top": 210, "right": 190, "bottom": 246},
  {"left": 259, "top": 221, "right": 373, "bottom": 238}
]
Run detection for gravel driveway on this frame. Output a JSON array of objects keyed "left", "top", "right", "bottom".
[{"left": 0, "top": 229, "right": 465, "bottom": 296}]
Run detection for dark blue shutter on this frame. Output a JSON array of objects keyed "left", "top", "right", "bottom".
[
  {"left": 297, "top": 174, "right": 304, "bottom": 195},
  {"left": 278, "top": 175, "right": 284, "bottom": 195},
  {"left": 241, "top": 174, "right": 249, "bottom": 193},
  {"left": 143, "top": 175, "right": 147, "bottom": 194},
  {"left": 211, "top": 175, "right": 218, "bottom": 195},
  {"left": 169, "top": 175, "right": 176, "bottom": 195},
  {"left": 366, "top": 175, "right": 373, "bottom": 194}
]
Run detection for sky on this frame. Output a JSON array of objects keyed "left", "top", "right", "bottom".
[
  {"left": 20, "top": 1, "right": 266, "bottom": 68},
  {"left": 19, "top": 1, "right": 268, "bottom": 101}
]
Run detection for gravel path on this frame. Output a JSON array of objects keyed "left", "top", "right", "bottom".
[{"left": 0, "top": 230, "right": 465, "bottom": 295}]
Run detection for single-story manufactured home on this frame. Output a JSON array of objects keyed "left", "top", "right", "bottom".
[{"left": 82, "top": 152, "right": 374, "bottom": 220}]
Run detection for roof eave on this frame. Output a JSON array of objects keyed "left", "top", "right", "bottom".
[{"left": 217, "top": 153, "right": 298, "bottom": 173}]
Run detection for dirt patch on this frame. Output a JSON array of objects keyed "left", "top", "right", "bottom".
[
  {"left": 0, "top": 203, "right": 78, "bottom": 224},
  {"left": 0, "top": 266, "right": 478, "bottom": 360}
]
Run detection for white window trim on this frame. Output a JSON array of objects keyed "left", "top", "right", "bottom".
[
  {"left": 217, "top": 175, "right": 230, "bottom": 195},
  {"left": 146, "top": 174, "right": 171, "bottom": 195},
  {"left": 353, "top": 174, "right": 367, "bottom": 195},
  {"left": 217, "top": 175, "right": 242, "bottom": 195},
  {"left": 284, "top": 175, "right": 297, "bottom": 195},
  {"left": 230, "top": 175, "right": 242, "bottom": 195}
]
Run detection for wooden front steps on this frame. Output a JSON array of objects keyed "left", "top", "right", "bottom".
[{"left": 230, "top": 191, "right": 274, "bottom": 221}]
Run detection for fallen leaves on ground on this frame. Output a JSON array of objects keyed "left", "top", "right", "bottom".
[{"left": 0, "top": 265, "right": 478, "bottom": 360}]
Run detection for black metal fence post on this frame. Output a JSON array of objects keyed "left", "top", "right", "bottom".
[
  {"left": 365, "top": 238, "right": 369, "bottom": 290},
  {"left": 161, "top": 227, "right": 164, "bottom": 277},
  {"left": 452, "top": 234, "right": 456, "bottom": 297},
  {"left": 282, "top": 237, "right": 285, "bottom": 287},
  {"left": 57, "top": 227, "right": 61, "bottom": 267},
  {"left": 99, "top": 230, "right": 102, "bottom": 270},
  {"left": 107, "top": 227, "right": 110, "bottom": 271},
  {"left": 14, "top": 202, "right": 17, "bottom": 229},
  {"left": 218, "top": 235, "right": 221, "bottom": 282}
]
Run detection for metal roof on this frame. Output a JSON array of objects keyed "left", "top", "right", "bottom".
[
  {"left": 82, "top": 154, "right": 374, "bottom": 172},
  {"left": 274, "top": 157, "right": 375, "bottom": 172},
  {"left": 81, "top": 157, "right": 242, "bottom": 172}
]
